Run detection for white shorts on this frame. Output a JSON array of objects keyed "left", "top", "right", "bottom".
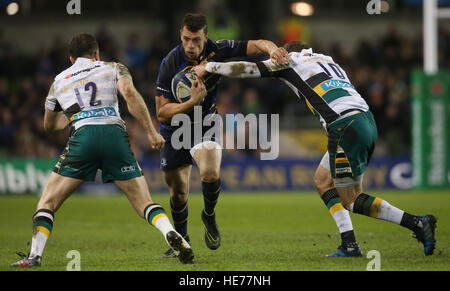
[{"left": 189, "top": 141, "right": 222, "bottom": 157}]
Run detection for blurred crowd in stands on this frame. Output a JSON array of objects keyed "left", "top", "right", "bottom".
[{"left": 1, "top": 25, "right": 449, "bottom": 160}]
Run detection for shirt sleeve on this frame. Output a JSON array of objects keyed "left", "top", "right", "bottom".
[
  {"left": 214, "top": 39, "right": 248, "bottom": 60},
  {"left": 45, "top": 83, "right": 62, "bottom": 112},
  {"left": 255, "top": 59, "right": 291, "bottom": 78},
  {"left": 205, "top": 61, "right": 262, "bottom": 79},
  {"left": 116, "top": 62, "right": 132, "bottom": 81},
  {"left": 155, "top": 59, "right": 175, "bottom": 99}
]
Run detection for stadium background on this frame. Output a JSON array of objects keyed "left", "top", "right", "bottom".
[
  {"left": 0, "top": 0, "right": 448, "bottom": 194},
  {"left": 0, "top": 0, "right": 450, "bottom": 273}
]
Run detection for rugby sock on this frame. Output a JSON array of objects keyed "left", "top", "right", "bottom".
[
  {"left": 321, "top": 188, "right": 356, "bottom": 245},
  {"left": 170, "top": 199, "right": 188, "bottom": 237},
  {"left": 350, "top": 193, "right": 421, "bottom": 231},
  {"left": 144, "top": 204, "right": 174, "bottom": 237},
  {"left": 202, "top": 179, "right": 221, "bottom": 215},
  {"left": 400, "top": 212, "right": 422, "bottom": 231},
  {"left": 30, "top": 209, "right": 54, "bottom": 258}
]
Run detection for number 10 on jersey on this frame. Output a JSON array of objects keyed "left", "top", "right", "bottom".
[{"left": 317, "top": 62, "right": 345, "bottom": 79}]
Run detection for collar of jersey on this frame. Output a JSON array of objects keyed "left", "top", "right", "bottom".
[{"left": 75, "top": 57, "right": 95, "bottom": 65}]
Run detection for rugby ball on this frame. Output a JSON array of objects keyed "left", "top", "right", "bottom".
[{"left": 171, "top": 70, "right": 197, "bottom": 103}]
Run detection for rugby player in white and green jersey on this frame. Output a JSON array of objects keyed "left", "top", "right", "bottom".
[
  {"left": 192, "top": 41, "right": 437, "bottom": 257},
  {"left": 11, "top": 34, "right": 194, "bottom": 267}
]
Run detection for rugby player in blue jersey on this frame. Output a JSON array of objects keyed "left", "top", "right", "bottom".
[{"left": 155, "top": 13, "right": 289, "bottom": 257}]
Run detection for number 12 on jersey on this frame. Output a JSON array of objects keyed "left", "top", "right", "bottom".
[{"left": 74, "top": 82, "right": 101, "bottom": 108}]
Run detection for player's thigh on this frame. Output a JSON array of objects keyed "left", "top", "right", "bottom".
[
  {"left": 328, "top": 111, "right": 377, "bottom": 179},
  {"left": 115, "top": 176, "right": 152, "bottom": 218},
  {"left": 163, "top": 164, "right": 192, "bottom": 203},
  {"left": 99, "top": 125, "right": 143, "bottom": 183},
  {"left": 160, "top": 136, "right": 193, "bottom": 172},
  {"left": 191, "top": 141, "right": 222, "bottom": 182},
  {"left": 37, "top": 172, "right": 84, "bottom": 212},
  {"left": 54, "top": 126, "right": 101, "bottom": 182},
  {"left": 314, "top": 166, "right": 334, "bottom": 195}
]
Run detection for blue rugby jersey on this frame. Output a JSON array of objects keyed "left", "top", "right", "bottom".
[{"left": 155, "top": 39, "right": 248, "bottom": 138}]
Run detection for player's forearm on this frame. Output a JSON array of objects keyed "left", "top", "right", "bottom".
[
  {"left": 117, "top": 77, "right": 158, "bottom": 134},
  {"left": 205, "top": 62, "right": 261, "bottom": 78},
  {"left": 247, "top": 39, "right": 278, "bottom": 56},
  {"left": 53, "top": 114, "right": 69, "bottom": 131},
  {"left": 157, "top": 99, "right": 198, "bottom": 124},
  {"left": 44, "top": 111, "right": 69, "bottom": 133},
  {"left": 126, "top": 91, "right": 158, "bottom": 134}
]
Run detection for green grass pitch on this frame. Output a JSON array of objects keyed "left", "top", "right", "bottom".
[{"left": 0, "top": 190, "right": 449, "bottom": 271}]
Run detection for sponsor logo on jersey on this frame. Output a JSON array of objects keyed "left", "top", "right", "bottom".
[
  {"left": 70, "top": 107, "right": 117, "bottom": 121},
  {"left": 314, "top": 79, "right": 355, "bottom": 96},
  {"left": 64, "top": 65, "right": 101, "bottom": 79},
  {"left": 121, "top": 165, "right": 136, "bottom": 173},
  {"left": 320, "top": 80, "right": 354, "bottom": 91}
]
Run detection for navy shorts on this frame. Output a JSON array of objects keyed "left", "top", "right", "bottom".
[
  {"left": 160, "top": 142, "right": 193, "bottom": 171},
  {"left": 160, "top": 123, "right": 218, "bottom": 172}
]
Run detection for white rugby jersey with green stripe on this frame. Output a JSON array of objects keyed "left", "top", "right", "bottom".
[
  {"left": 205, "top": 48, "right": 369, "bottom": 128},
  {"left": 45, "top": 57, "right": 132, "bottom": 130}
]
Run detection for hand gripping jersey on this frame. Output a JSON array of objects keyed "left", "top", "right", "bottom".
[{"left": 45, "top": 57, "right": 131, "bottom": 130}]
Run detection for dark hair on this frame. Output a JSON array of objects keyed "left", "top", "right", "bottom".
[
  {"left": 283, "top": 41, "right": 310, "bottom": 53},
  {"left": 181, "top": 13, "right": 208, "bottom": 34},
  {"left": 69, "top": 33, "right": 99, "bottom": 58}
]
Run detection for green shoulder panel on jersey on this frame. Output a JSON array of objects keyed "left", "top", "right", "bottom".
[
  {"left": 321, "top": 88, "right": 351, "bottom": 104},
  {"left": 277, "top": 68, "right": 341, "bottom": 124}
]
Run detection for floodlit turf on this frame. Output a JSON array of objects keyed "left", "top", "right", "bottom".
[{"left": 0, "top": 190, "right": 449, "bottom": 271}]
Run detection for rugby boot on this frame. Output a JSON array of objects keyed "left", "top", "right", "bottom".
[
  {"left": 326, "top": 242, "right": 363, "bottom": 257},
  {"left": 165, "top": 231, "right": 194, "bottom": 264},
  {"left": 10, "top": 252, "right": 41, "bottom": 267},
  {"left": 412, "top": 215, "right": 437, "bottom": 256},
  {"left": 201, "top": 210, "right": 221, "bottom": 250}
]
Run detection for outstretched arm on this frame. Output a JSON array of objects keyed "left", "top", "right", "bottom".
[
  {"left": 247, "top": 40, "right": 290, "bottom": 65},
  {"left": 205, "top": 61, "right": 262, "bottom": 78},
  {"left": 117, "top": 77, "right": 165, "bottom": 150},
  {"left": 192, "top": 47, "right": 291, "bottom": 79}
]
